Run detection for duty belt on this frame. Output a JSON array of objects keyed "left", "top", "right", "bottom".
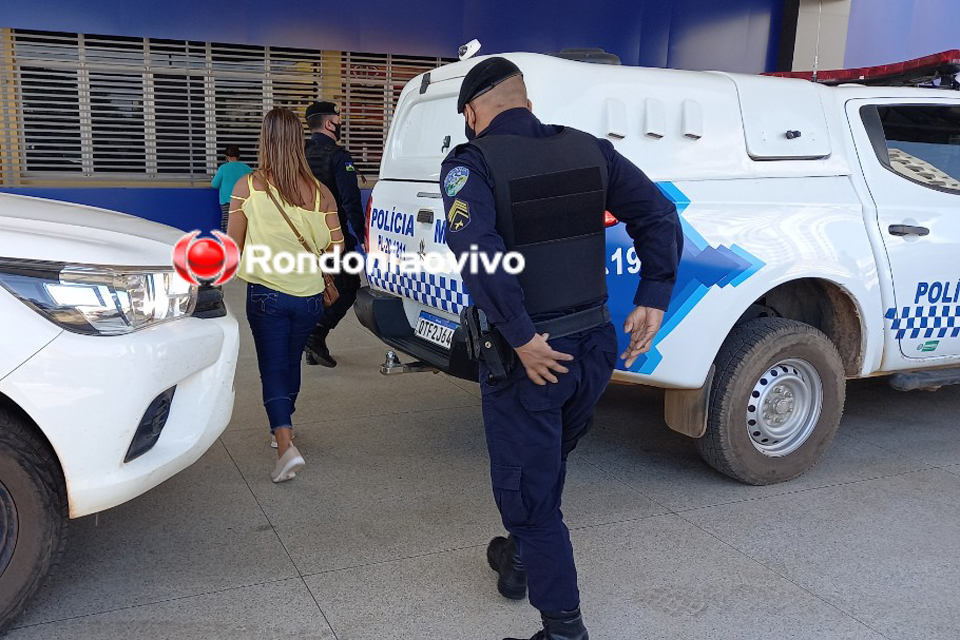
[{"left": 533, "top": 305, "right": 611, "bottom": 340}]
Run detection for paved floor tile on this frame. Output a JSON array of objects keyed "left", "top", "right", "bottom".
[
  {"left": 440, "top": 372, "right": 482, "bottom": 398},
  {"left": 9, "top": 579, "right": 334, "bottom": 640},
  {"left": 306, "top": 545, "right": 535, "bottom": 640},
  {"left": 16, "top": 443, "right": 298, "bottom": 626},
  {"left": 227, "top": 346, "right": 480, "bottom": 434},
  {"left": 17, "top": 287, "right": 953, "bottom": 638},
  {"left": 577, "top": 516, "right": 885, "bottom": 640},
  {"left": 221, "top": 406, "right": 666, "bottom": 575},
  {"left": 577, "top": 382, "right": 930, "bottom": 512},
  {"left": 683, "top": 469, "right": 960, "bottom": 640},
  {"left": 840, "top": 378, "right": 960, "bottom": 466},
  {"left": 307, "top": 514, "right": 884, "bottom": 640}
]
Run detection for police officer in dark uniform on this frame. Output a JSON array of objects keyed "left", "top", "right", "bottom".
[
  {"left": 303, "top": 100, "right": 366, "bottom": 367},
  {"left": 441, "top": 58, "right": 683, "bottom": 640}
]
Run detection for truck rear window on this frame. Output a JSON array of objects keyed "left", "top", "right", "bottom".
[{"left": 874, "top": 105, "right": 960, "bottom": 193}]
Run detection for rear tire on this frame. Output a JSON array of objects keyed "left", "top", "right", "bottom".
[
  {"left": 696, "top": 318, "right": 846, "bottom": 485},
  {"left": 0, "top": 407, "right": 68, "bottom": 631}
]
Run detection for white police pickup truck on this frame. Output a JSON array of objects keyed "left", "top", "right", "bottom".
[
  {"left": 0, "top": 193, "right": 239, "bottom": 629},
  {"left": 355, "top": 51, "right": 960, "bottom": 486}
]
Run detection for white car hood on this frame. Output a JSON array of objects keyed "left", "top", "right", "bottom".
[{"left": 0, "top": 193, "right": 183, "bottom": 267}]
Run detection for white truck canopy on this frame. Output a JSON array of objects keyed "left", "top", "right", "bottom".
[{"left": 381, "top": 53, "right": 858, "bottom": 183}]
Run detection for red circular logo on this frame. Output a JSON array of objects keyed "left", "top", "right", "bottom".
[
  {"left": 172, "top": 230, "right": 240, "bottom": 286},
  {"left": 187, "top": 238, "right": 226, "bottom": 279}
]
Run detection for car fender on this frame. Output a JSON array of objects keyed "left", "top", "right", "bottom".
[{"left": 611, "top": 177, "right": 883, "bottom": 389}]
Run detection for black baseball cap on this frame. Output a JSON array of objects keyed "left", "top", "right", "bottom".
[
  {"left": 457, "top": 57, "right": 523, "bottom": 113},
  {"left": 306, "top": 101, "right": 339, "bottom": 122}
]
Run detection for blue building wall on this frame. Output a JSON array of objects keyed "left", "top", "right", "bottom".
[
  {"left": 0, "top": 187, "right": 373, "bottom": 234},
  {"left": 2, "top": 0, "right": 786, "bottom": 227},
  {"left": 3, "top": 0, "right": 786, "bottom": 72},
  {"left": 845, "top": 0, "right": 958, "bottom": 67}
]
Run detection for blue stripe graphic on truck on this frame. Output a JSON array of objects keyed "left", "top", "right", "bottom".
[
  {"left": 610, "top": 182, "right": 766, "bottom": 374},
  {"left": 368, "top": 181, "right": 765, "bottom": 376}
]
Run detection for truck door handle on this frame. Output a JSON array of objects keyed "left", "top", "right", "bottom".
[
  {"left": 417, "top": 209, "right": 434, "bottom": 224},
  {"left": 888, "top": 224, "right": 929, "bottom": 237}
]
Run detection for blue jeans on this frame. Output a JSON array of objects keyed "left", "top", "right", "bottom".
[{"left": 246, "top": 283, "right": 324, "bottom": 431}]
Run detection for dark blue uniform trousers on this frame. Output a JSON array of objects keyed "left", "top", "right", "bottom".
[{"left": 480, "top": 322, "right": 618, "bottom": 613}]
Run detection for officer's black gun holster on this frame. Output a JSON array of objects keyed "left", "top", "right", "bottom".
[{"left": 460, "top": 305, "right": 516, "bottom": 383}]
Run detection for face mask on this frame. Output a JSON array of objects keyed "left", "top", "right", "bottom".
[
  {"left": 333, "top": 123, "right": 342, "bottom": 140},
  {"left": 464, "top": 107, "right": 478, "bottom": 141}
]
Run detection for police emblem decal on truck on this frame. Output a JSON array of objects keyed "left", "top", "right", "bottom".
[{"left": 918, "top": 340, "right": 941, "bottom": 353}]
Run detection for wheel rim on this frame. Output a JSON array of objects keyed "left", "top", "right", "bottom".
[
  {"left": 745, "top": 358, "right": 823, "bottom": 457},
  {"left": 0, "top": 480, "right": 18, "bottom": 577}
]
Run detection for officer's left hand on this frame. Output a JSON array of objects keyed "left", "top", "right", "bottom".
[{"left": 621, "top": 306, "right": 665, "bottom": 367}]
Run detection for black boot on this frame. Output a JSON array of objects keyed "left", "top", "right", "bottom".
[
  {"left": 486, "top": 535, "right": 526, "bottom": 600},
  {"left": 504, "top": 608, "right": 589, "bottom": 640},
  {"left": 305, "top": 330, "right": 336, "bottom": 367}
]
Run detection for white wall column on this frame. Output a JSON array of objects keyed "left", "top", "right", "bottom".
[{"left": 792, "top": 0, "right": 852, "bottom": 72}]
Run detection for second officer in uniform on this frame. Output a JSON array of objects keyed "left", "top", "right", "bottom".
[
  {"left": 303, "top": 101, "right": 367, "bottom": 367},
  {"left": 442, "top": 58, "right": 683, "bottom": 640}
]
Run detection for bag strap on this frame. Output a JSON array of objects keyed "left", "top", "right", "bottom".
[{"left": 262, "top": 182, "right": 322, "bottom": 258}]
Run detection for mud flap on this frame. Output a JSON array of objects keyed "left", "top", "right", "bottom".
[{"left": 664, "top": 365, "right": 715, "bottom": 438}]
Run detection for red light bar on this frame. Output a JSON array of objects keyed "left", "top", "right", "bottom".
[{"left": 765, "top": 50, "right": 960, "bottom": 87}]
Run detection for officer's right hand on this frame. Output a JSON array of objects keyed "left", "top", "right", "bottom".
[{"left": 515, "top": 333, "right": 574, "bottom": 385}]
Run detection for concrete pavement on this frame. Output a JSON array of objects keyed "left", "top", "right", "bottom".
[{"left": 9, "top": 282, "right": 960, "bottom": 640}]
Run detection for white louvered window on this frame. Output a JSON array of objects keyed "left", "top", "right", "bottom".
[{"left": 0, "top": 29, "right": 450, "bottom": 185}]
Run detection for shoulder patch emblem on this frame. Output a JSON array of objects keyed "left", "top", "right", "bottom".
[
  {"left": 444, "top": 166, "right": 470, "bottom": 197},
  {"left": 344, "top": 162, "right": 356, "bottom": 172},
  {"left": 447, "top": 199, "right": 470, "bottom": 232}
]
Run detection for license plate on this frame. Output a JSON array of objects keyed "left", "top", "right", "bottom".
[{"left": 414, "top": 311, "right": 457, "bottom": 349}]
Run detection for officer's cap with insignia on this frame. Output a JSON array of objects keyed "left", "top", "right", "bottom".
[
  {"left": 457, "top": 57, "right": 523, "bottom": 114},
  {"left": 306, "top": 101, "right": 339, "bottom": 125}
]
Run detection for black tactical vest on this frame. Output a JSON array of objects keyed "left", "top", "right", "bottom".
[
  {"left": 470, "top": 128, "right": 608, "bottom": 316},
  {"left": 305, "top": 137, "right": 340, "bottom": 204},
  {"left": 305, "top": 136, "right": 357, "bottom": 249}
]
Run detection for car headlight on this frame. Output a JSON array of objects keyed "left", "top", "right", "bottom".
[{"left": 0, "top": 258, "right": 197, "bottom": 336}]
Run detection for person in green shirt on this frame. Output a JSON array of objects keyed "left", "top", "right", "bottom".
[{"left": 211, "top": 145, "right": 252, "bottom": 232}]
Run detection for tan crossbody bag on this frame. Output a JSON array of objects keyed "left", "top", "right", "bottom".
[{"left": 263, "top": 185, "right": 340, "bottom": 308}]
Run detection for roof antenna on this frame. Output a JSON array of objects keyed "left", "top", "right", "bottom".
[
  {"left": 812, "top": 0, "right": 824, "bottom": 82},
  {"left": 459, "top": 39, "right": 481, "bottom": 61}
]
